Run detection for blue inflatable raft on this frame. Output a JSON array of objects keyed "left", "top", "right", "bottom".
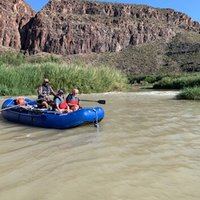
[{"left": 1, "top": 98, "right": 105, "bottom": 129}]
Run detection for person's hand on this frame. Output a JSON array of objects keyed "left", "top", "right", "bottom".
[
  {"left": 45, "top": 96, "right": 50, "bottom": 101},
  {"left": 66, "top": 108, "right": 72, "bottom": 113}
]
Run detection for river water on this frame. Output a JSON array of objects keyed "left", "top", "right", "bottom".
[{"left": 0, "top": 91, "right": 200, "bottom": 200}]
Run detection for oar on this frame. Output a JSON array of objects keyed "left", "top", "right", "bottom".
[
  {"left": 0, "top": 105, "right": 21, "bottom": 112},
  {"left": 80, "top": 99, "right": 106, "bottom": 104}
]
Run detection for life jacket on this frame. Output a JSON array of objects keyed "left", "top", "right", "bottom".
[
  {"left": 38, "top": 84, "right": 52, "bottom": 98},
  {"left": 59, "top": 100, "right": 68, "bottom": 109},
  {"left": 66, "top": 94, "right": 79, "bottom": 106},
  {"left": 16, "top": 97, "right": 26, "bottom": 105},
  {"left": 53, "top": 96, "right": 68, "bottom": 109}
]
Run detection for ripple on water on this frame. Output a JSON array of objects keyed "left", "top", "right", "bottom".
[{"left": 0, "top": 92, "right": 200, "bottom": 200}]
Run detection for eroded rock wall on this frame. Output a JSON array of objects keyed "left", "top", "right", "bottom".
[
  {"left": 0, "top": 0, "right": 199, "bottom": 55},
  {"left": 0, "top": 0, "right": 35, "bottom": 50},
  {"left": 22, "top": 0, "right": 200, "bottom": 55}
]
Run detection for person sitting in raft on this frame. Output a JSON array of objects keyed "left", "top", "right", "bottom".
[
  {"left": 37, "top": 78, "right": 56, "bottom": 108},
  {"left": 66, "top": 88, "right": 80, "bottom": 111},
  {"left": 15, "top": 97, "right": 27, "bottom": 106},
  {"left": 53, "top": 89, "right": 71, "bottom": 113}
]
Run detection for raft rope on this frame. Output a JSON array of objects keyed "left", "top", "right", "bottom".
[{"left": 93, "top": 108, "right": 99, "bottom": 128}]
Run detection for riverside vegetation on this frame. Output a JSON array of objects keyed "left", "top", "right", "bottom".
[
  {"left": 130, "top": 73, "right": 200, "bottom": 100},
  {"left": 0, "top": 52, "right": 200, "bottom": 100},
  {"left": 153, "top": 74, "right": 200, "bottom": 100},
  {"left": 0, "top": 52, "right": 127, "bottom": 96}
]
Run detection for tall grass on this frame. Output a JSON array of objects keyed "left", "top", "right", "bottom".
[
  {"left": 153, "top": 74, "right": 200, "bottom": 89},
  {"left": 0, "top": 52, "right": 26, "bottom": 66},
  {"left": 177, "top": 87, "right": 200, "bottom": 100},
  {"left": 0, "top": 61, "right": 128, "bottom": 96}
]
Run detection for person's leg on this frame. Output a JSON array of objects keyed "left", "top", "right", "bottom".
[
  {"left": 41, "top": 101, "right": 49, "bottom": 108},
  {"left": 70, "top": 105, "right": 79, "bottom": 111}
]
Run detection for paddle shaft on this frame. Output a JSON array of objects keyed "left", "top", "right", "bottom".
[{"left": 80, "top": 99, "right": 106, "bottom": 104}]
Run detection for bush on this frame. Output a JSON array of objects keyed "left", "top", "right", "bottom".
[
  {"left": 177, "top": 87, "right": 200, "bottom": 100},
  {"left": 128, "top": 74, "right": 163, "bottom": 84},
  {"left": 153, "top": 74, "right": 200, "bottom": 89}
]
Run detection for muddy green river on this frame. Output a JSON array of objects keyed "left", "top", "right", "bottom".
[{"left": 0, "top": 91, "right": 200, "bottom": 200}]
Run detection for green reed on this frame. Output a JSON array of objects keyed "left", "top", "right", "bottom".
[
  {"left": 153, "top": 74, "right": 200, "bottom": 89},
  {"left": 0, "top": 62, "right": 127, "bottom": 96},
  {"left": 177, "top": 87, "right": 200, "bottom": 100}
]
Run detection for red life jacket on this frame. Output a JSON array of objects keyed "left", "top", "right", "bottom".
[
  {"left": 66, "top": 94, "right": 79, "bottom": 106},
  {"left": 68, "top": 99, "right": 79, "bottom": 106},
  {"left": 59, "top": 100, "right": 68, "bottom": 109}
]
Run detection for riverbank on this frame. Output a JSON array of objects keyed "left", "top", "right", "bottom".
[{"left": 1, "top": 52, "right": 200, "bottom": 100}]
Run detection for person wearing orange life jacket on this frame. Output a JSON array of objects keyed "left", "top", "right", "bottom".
[
  {"left": 16, "top": 97, "right": 27, "bottom": 105},
  {"left": 66, "top": 88, "right": 80, "bottom": 111},
  {"left": 53, "top": 89, "right": 71, "bottom": 113}
]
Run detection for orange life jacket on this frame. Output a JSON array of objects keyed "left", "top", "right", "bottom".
[{"left": 16, "top": 97, "right": 26, "bottom": 105}]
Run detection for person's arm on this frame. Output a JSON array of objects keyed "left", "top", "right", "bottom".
[
  {"left": 37, "top": 86, "right": 46, "bottom": 98},
  {"left": 37, "top": 86, "right": 42, "bottom": 95},
  {"left": 50, "top": 86, "right": 56, "bottom": 96},
  {"left": 66, "top": 94, "right": 71, "bottom": 103},
  {"left": 54, "top": 98, "right": 62, "bottom": 113}
]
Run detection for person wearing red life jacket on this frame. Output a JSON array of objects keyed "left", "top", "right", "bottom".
[
  {"left": 53, "top": 90, "right": 71, "bottom": 113},
  {"left": 66, "top": 88, "right": 80, "bottom": 111}
]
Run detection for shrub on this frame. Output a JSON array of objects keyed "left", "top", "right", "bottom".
[{"left": 177, "top": 87, "right": 200, "bottom": 100}]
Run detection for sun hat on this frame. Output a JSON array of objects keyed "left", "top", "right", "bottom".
[{"left": 44, "top": 78, "right": 49, "bottom": 83}]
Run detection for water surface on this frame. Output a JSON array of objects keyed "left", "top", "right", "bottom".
[{"left": 0, "top": 91, "right": 200, "bottom": 200}]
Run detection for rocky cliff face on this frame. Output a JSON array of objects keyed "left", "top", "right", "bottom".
[
  {"left": 0, "top": 0, "right": 35, "bottom": 50},
  {"left": 0, "top": 0, "right": 199, "bottom": 57},
  {"left": 22, "top": 0, "right": 200, "bottom": 55}
]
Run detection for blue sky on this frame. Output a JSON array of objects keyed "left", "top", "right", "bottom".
[{"left": 25, "top": 0, "right": 200, "bottom": 22}]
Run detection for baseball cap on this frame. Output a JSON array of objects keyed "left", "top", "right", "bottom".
[{"left": 57, "top": 89, "right": 64, "bottom": 94}]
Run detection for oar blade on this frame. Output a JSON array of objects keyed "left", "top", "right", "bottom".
[{"left": 97, "top": 100, "right": 106, "bottom": 104}]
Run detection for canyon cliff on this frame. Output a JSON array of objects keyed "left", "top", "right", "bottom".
[
  {"left": 22, "top": 0, "right": 199, "bottom": 55},
  {"left": 0, "top": 0, "right": 200, "bottom": 74},
  {"left": 0, "top": 0, "right": 35, "bottom": 50}
]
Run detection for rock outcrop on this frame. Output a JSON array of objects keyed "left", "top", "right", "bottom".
[
  {"left": 22, "top": 0, "right": 200, "bottom": 55},
  {"left": 0, "top": 0, "right": 35, "bottom": 50}
]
